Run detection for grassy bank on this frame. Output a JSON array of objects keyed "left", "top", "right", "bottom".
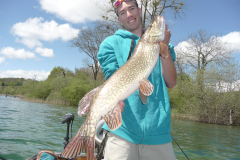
[
  {"left": 1, "top": 94, "right": 72, "bottom": 106},
  {"left": 22, "top": 95, "right": 72, "bottom": 106}
]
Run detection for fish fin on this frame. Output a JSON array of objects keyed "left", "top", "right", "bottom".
[
  {"left": 85, "top": 136, "right": 95, "bottom": 160},
  {"left": 78, "top": 87, "right": 99, "bottom": 116},
  {"left": 139, "top": 78, "right": 154, "bottom": 96},
  {"left": 139, "top": 89, "right": 148, "bottom": 104},
  {"left": 61, "top": 124, "right": 95, "bottom": 159},
  {"left": 61, "top": 130, "right": 85, "bottom": 158},
  {"left": 102, "top": 104, "right": 122, "bottom": 131}
]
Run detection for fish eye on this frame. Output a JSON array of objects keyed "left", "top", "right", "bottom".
[{"left": 149, "top": 24, "right": 153, "bottom": 28}]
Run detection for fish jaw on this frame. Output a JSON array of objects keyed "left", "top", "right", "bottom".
[{"left": 142, "top": 15, "right": 165, "bottom": 43}]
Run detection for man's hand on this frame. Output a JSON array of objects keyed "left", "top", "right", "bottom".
[{"left": 118, "top": 100, "right": 125, "bottom": 112}]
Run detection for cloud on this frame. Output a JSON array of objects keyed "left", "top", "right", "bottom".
[
  {"left": 174, "top": 31, "right": 240, "bottom": 64},
  {"left": 220, "top": 31, "right": 240, "bottom": 53},
  {"left": 11, "top": 17, "right": 79, "bottom": 48},
  {"left": 39, "top": 0, "right": 102, "bottom": 23},
  {"left": 175, "top": 31, "right": 240, "bottom": 54},
  {"left": 0, "top": 47, "right": 37, "bottom": 59},
  {"left": 0, "top": 57, "right": 5, "bottom": 65},
  {"left": 0, "top": 70, "right": 50, "bottom": 81},
  {"left": 211, "top": 80, "right": 240, "bottom": 92},
  {"left": 35, "top": 47, "right": 54, "bottom": 58},
  {"left": 174, "top": 40, "right": 194, "bottom": 64}
]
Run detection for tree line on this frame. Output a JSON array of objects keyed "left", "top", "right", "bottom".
[
  {"left": 0, "top": 78, "right": 25, "bottom": 86},
  {"left": 0, "top": 67, "right": 105, "bottom": 106}
]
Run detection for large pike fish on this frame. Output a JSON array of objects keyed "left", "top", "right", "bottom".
[{"left": 61, "top": 15, "right": 166, "bottom": 159}]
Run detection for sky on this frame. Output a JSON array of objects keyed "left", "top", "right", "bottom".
[{"left": 0, "top": 0, "right": 239, "bottom": 81}]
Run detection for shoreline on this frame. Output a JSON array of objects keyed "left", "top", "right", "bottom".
[
  {"left": 171, "top": 114, "right": 199, "bottom": 121},
  {"left": 0, "top": 94, "right": 69, "bottom": 105},
  {"left": 0, "top": 94, "right": 24, "bottom": 99},
  {"left": 2, "top": 94, "right": 239, "bottom": 126},
  {"left": 1, "top": 94, "right": 197, "bottom": 121},
  {"left": 171, "top": 108, "right": 199, "bottom": 121}
]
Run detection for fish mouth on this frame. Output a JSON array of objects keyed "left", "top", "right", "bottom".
[
  {"left": 151, "top": 33, "right": 163, "bottom": 41},
  {"left": 151, "top": 16, "right": 165, "bottom": 41}
]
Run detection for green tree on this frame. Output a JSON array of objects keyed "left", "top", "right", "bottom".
[
  {"left": 3, "top": 86, "right": 16, "bottom": 96},
  {"left": 172, "top": 60, "right": 240, "bottom": 125},
  {"left": 0, "top": 86, "right": 3, "bottom": 94},
  {"left": 47, "top": 66, "right": 74, "bottom": 80},
  {"left": 29, "top": 81, "right": 51, "bottom": 101},
  {"left": 16, "top": 79, "right": 32, "bottom": 95},
  {"left": 60, "top": 74, "right": 93, "bottom": 106}
]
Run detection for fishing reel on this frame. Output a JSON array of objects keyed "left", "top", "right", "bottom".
[{"left": 95, "top": 119, "right": 105, "bottom": 146}]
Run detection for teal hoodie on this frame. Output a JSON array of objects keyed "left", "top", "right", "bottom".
[{"left": 98, "top": 29, "right": 175, "bottom": 145}]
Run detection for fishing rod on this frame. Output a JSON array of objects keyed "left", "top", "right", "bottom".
[{"left": 172, "top": 135, "right": 190, "bottom": 160}]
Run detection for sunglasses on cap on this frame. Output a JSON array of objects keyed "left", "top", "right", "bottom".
[{"left": 115, "top": 0, "right": 138, "bottom": 9}]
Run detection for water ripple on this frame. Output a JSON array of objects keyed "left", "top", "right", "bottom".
[{"left": 1, "top": 95, "right": 240, "bottom": 160}]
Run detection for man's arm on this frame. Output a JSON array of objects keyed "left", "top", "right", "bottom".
[
  {"left": 159, "top": 24, "right": 177, "bottom": 88},
  {"left": 160, "top": 51, "right": 177, "bottom": 88}
]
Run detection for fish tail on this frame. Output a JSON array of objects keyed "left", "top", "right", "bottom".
[{"left": 61, "top": 123, "right": 95, "bottom": 160}]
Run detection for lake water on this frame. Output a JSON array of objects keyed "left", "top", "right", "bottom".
[{"left": 0, "top": 95, "right": 240, "bottom": 160}]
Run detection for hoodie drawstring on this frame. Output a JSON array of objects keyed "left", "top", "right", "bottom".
[{"left": 127, "top": 35, "right": 134, "bottom": 61}]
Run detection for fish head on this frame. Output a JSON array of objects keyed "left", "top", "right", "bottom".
[{"left": 142, "top": 15, "right": 165, "bottom": 43}]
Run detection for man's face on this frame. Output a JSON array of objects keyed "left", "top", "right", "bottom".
[{"left": 117, "top": 2, "right": 142, "bottom": 33}]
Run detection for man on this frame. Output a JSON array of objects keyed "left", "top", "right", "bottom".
[{"left": 97, "top": 0, "right": 177, "bottom": 159}]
